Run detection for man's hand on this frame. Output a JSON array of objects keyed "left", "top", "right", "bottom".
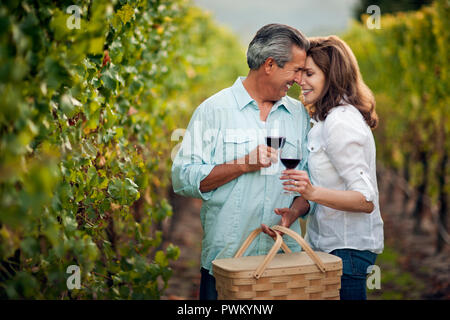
[
  {"left": 242, "top": 144, "right": 278, "bottom": 173},
  {"left": 261, "top": 207, "right": 301, "bottom": 237},
  {"left": 261, "top": 196, "right": 310, "bottom": 237},
  {"left": 200, "top": 145, "right": 278, "bottom": 192}
]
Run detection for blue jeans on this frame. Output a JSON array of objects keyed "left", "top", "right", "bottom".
[
  {"left": 199, "top": 268, "right": 218, "bottom": 300},
  {"left": 330, "top": 249, "right": 377, "bottom": 300}
]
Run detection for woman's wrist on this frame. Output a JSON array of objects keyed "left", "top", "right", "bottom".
[{"left": 302, "top": 184, "right": 320, "bottom": 202}]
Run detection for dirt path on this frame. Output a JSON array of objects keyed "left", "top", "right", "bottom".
[{"left": 161, "top": 192, "right": 203, "bottom": 300}]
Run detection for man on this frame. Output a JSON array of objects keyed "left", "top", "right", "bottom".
[{"left": 171, "top": 24, "right": 313, "bottom": 300}]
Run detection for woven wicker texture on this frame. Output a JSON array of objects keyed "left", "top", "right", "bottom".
[{"left": 212, "top": 226, "right": 343, "bottom": 300}]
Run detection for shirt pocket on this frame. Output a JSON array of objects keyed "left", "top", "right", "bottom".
[
  {"left": 307, "top": 138, "right": 337, "bottom": 185},
  {"left": 307, "top": 139, "right": 328, "bottom": 168},
  {"left": 222, "top": 133, "right": 255, "bottom": 163},
  {"left": 307, "top": 139, "right": 322, "bottom": 154}
]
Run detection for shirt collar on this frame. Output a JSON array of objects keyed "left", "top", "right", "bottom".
[
  {"left": 275, "top": 98, "right": 294, "bottom": 115},
  {"left": 232, "top": 77, "right": 256, "bottom": 110},
  {"left": 232, "top": 77, "right": 295, "bottom": 114}
]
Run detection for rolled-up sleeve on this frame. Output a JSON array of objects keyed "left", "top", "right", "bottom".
[
  {"left": 171, "top": 103, "right": 217, "bottom": 201},
  {"left": 322, "top": 110, "right": 376, "bottom": 202}
]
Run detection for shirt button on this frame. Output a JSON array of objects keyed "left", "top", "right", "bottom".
[
  {"left": 311, "top": 147, "right": 314, "bottom": 150},
  {"left": 360, "top": 171, "right": 363, "bottom": 175}
]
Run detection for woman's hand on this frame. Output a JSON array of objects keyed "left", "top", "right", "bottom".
[{"left": 280, "top": 169, "right": 316, "bottom": 201}]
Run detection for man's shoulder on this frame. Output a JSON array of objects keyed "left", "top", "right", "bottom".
[
  {"left": 204, "top": 86, "right": 234, "bottom": 103},
  {"left": 197, "top": 86, "right": 237, "bottom": 113}
]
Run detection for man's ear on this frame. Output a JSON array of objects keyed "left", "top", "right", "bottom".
[{"left": 263, "top": 57, "right": 275, "bottom": 74}]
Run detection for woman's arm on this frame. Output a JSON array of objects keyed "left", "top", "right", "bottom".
[{"left": 281, "top": 170, "right": 374, "bottom": 214}]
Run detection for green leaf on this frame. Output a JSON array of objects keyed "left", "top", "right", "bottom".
[
  {"left": 20, "top": 237, "right": 39, "bottom": 257},
  {"left": 166, "top": 244, "right": 180, "bottom": 261},
  {"left": 82, "top": 140, "right": 97, "bottom": 158},
  {"left": 104, "top": 106, "right": 117, "bottom": 129},
  {"left": 154, "top": 250, "right": 168, "bottom": 267},
  {"left": 59, "top": 94, "right": 80, "bottom": 118},
  {"left": 100, "top": 69, "right": 118, "bottom": 92},
  {"left": 116, "top": 4, "right": 134, "bottom": 25},
  {"left": 88, "top": 37, "right": 104, "bottom": 55}
]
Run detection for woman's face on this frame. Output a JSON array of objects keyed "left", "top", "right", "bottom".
[{"left": 300, "top": 56, "right": 326, "bottom": 105}]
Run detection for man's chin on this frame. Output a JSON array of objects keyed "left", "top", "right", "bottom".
[{"left": 278, "top": 91, "right": 288, "bottom": 99}]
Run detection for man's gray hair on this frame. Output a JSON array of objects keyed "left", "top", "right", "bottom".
[{"left": 247, "top": 24, "right": 309, "bottom": 70}]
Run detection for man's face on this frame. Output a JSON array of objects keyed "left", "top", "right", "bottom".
[{"left": 268, "top": 46, "right": 306, "bottom": 101}]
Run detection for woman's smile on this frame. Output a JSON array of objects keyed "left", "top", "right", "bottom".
[{"left": 300, "top": 56, "right": 325, "bottom": 105}]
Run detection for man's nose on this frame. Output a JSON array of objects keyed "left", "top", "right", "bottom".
[
  {"left": 299, "top": 75, "right": 306, "bottom": 86},
  {"left": 294, "top": 72, "right": 302, "bottom": 84}
]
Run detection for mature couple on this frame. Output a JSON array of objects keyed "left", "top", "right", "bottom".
[{"left": 172, "top": 24, "right": 384, "bottom": 300}]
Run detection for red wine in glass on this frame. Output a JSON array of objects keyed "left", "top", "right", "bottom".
[
  {"left": 280, "top": 158, "right": 300, "bottom": 169},
  {"left": 280, "top": 139, "right": 302, "bottom": 194},
  {"left": 266, "top": 136, "right": 286, "bottom": 149}
]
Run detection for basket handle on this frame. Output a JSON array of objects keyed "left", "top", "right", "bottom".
[
  {"left": 233, "top": 227, "right": 291, "bottom": 279},
  {"left": 271, "top": 225, "right": 327, "bottom": 273},
  {"left": 234, "top": 226, "right": 327, "bottom": 279},
  {"left": 234, "top": 227, "right": 292, "bottom": 258}
]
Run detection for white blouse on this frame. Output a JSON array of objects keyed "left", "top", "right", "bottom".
[{"left": 304, "top": 104, "right": 384, "bottom": 254}]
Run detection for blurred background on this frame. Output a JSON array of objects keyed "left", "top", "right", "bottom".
[
  {"left": 193, "top": 0, "right": 360, "bottom": 44},
  {"left": 0, "top": 0, "right": 448, "bottom": 300}
]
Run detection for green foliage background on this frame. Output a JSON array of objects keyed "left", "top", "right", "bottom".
[
  {"left": 0, "top": 0, "right": 246, "bottom": 299},
  {"left": 344, "top": 0, "right": 449, "bottom": 212}
]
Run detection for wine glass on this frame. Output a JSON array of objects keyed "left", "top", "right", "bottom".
[
  {"left": 265, "top": 122, "right": 286, "bottom": 150},
  {"left": 280, "top": 139, "right": 302, "bottom": 194},
  {"left": 262, "top": 122, "right": 286, "bottom": 175}
]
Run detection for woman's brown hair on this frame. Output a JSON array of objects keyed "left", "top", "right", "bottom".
[{"left": 306, "top": 36, "right": 378, "bottom": 128}]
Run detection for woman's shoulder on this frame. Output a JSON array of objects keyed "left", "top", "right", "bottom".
[
  {"left": 326, "top": 103, "right": 365, "bottom": 124},
  {"left": 323, "top": 104, "right": 370, "bottom": 140}
]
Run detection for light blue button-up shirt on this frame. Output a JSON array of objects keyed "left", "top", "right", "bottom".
[{"left": 171, "top": 77, "right": 312, "bottom": 273}]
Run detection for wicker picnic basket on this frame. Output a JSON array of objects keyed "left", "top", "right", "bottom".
[{"left": 212, "top": 225, "right": 342, "bottom": 300}]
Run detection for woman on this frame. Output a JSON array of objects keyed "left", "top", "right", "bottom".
[{"left": 281, "top": 36, "right": 384, "bottom": 300}]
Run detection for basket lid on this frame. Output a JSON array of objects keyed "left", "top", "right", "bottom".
[{"left": 212, "top": 251, "right": 341, "bottom": 273}]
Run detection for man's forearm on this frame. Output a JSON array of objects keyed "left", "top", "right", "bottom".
[
  {"left": 199, "top": 162, "right": 248, "bottom": 193},
  {"left": 291, "top": 196, "right": 310, "bottom": 218},
  {"left": 199, "top": 145, "right": 276, "bottom": 193}
]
